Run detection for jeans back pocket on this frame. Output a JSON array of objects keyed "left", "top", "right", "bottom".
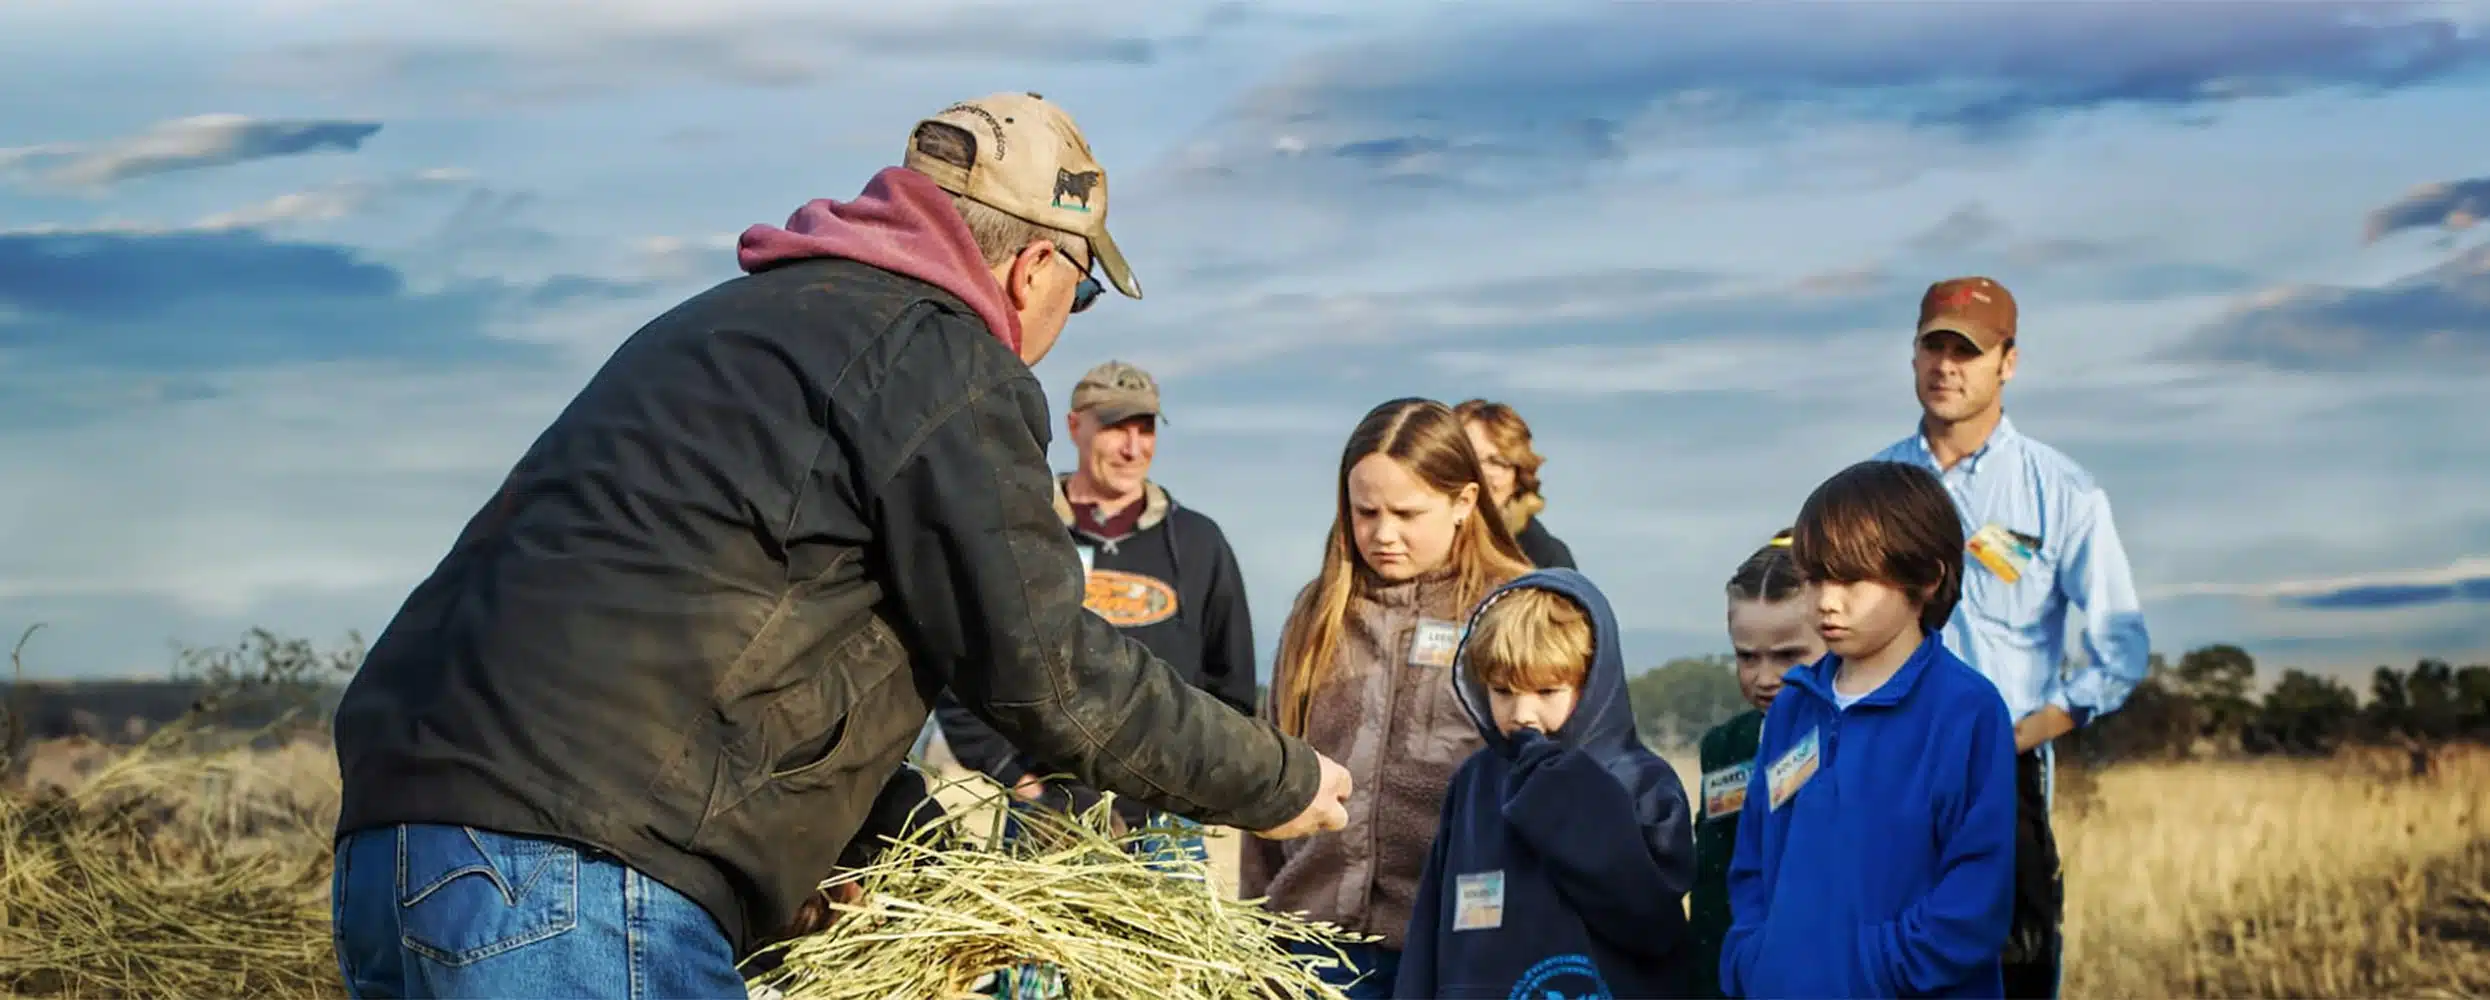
[{"left": 395, "top": 825, "right": 581, "bottom": 967}]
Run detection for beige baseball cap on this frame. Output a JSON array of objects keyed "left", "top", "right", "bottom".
[
  {"left": 904, "top": 92, "right": 1141, "bottom": 301},
  {"left": 1070, "top": 360, "right": 1161, "bottom": 425}
]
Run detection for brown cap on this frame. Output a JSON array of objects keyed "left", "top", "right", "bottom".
[
  {"left": 903, "top": 92, "right": 1140, "bottom": 300},
  {"left": 1916, "top": 276, "right": 2018, "bottom": 351},
  {"left": 1070, "top": 360, "right": 1161, "bottom": 425}
]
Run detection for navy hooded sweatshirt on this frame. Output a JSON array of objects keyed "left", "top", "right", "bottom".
[
  {"left": 1719, "top": 631, "right": 2018, "bottom": 999},
  {"left": 1397, "top": 568, "right": 1698, "bottom": 1000}
]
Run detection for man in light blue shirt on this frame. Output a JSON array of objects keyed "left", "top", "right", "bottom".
[{"left": 1871, "top": 275, "right": 2152, "bottom": 1000}]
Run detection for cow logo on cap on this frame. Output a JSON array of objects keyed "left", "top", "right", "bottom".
[{"left": 1053, "top": 168, "right": 1100, "bottom": 212}]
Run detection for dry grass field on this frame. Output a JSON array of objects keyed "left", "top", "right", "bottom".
[{"left": 4, "top": 733, "right": 2487, "bottom": 998}]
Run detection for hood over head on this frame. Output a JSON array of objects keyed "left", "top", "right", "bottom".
[
  {"left": 1452, "top": 567, "right": 1637, "bottom": 762},
  {"left": 736, "top": 166, "right": 1023, "bottom": 354}
]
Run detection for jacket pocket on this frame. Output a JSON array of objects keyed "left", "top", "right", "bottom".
[{"left": 395, "top": 825, "right": 579, "bottom": 967}]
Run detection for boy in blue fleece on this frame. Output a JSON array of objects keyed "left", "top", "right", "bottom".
[
  {"left": 1721, "top": 460, "right": 2019, "bottom": 999},
  {"left": 1398, "top": 568, "right": 1697, "bottom": 1000}
]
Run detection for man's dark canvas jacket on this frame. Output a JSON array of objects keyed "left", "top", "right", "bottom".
[
  {"left": 328, "top": 257, "right": 1321, "bottom": 954},
  {"left": 933, "top": 477, "right": 1256, "bottom": 827}
]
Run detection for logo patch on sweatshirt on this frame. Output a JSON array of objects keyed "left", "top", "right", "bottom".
[
  {"left": 1453, "top": 870, "right": 1505, "bottom": 931},
  {"left": 1702, "top": 760, "right": 1752, "bottom": 820},
  {"left": 1511, "top": 954, "right": 1613, "bottom": 999},
  {"left": 1766, "top": 727, "right": 1820, "bottom": 812},
  {"left": 1082, "top": 569, "right": 1178, "bottom": 628}
]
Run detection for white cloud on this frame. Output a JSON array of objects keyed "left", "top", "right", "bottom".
[
  {"left": 2152, "top": 557, "right": 2490, "bottom": 601},
  {"left": 191, "top": 170, "right": 472, "bottom": 230},
  {"left": 0, "top": 114, "right": 383, "bottom": 193}
]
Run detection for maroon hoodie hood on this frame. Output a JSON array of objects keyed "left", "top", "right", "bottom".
[{"left": 736, "top": 166, "right": 1023, "bottom": 354}]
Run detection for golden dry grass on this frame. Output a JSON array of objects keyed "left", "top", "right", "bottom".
[
  {"left": 751, "top": 775, "right": 1367, "bottom": 1000},
  {"left": 2055, "top": 748, "right": 2490, "bottom": 999},
  {"left": 3, "top": 736, "right": 2486, "bottom": 998}
]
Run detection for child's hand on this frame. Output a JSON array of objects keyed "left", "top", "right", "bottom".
[{"left": 1505, "top": 726, "right": 1566, "bottom": 772}]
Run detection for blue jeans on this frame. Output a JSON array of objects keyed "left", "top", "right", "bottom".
[
  {"left": 1285, "top": 939, "right": 1399, "bottom": 999},
  {"left": 331, "top": 824, "right": 749, "bottom": 999}
]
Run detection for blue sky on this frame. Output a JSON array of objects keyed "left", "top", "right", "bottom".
[{"left": 4, "top": 0, "right": 2488, "bottom": 688}]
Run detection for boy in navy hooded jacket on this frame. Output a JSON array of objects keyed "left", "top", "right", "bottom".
[
  {"left": 1397, "top": 568, "right": 1698, "bottom": 1000},
  {"left": 1721, "top": 461, "right": 2019, "bottom": 999}
]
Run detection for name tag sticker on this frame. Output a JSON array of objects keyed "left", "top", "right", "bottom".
[
  {"left": 1968, "top": 523, "right": 2036, "bottom": 584},
  {"left": 1453, "top": 870, "right": 1505, "bottom": 931},
  {"left": 1702, "top": 761, "right": 1752, "bottom": 820},
  {"left": 1409, "top": 618, "right": 1463, "bottom": 669},
  {"left": 1765, "top": 727, "right": 1821, "bottom": 812}
]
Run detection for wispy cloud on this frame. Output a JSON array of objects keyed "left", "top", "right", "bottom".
[
  {"left": 2366, "top": 175, "right": 2490, "bottom": 243},
  {"left": 631, "top": 233, "right": 740, "bottom": 283},
  {"left": 0, "top": 227, "right": 639, "bottom": 375},
  {"left": 2174, "top": 243, "right": 2490, "bottom": 370},
  {"left": 238, "top": 3, "right": 1260, "bottom": 103},
  {"left": 193, "top": 169, "right": 473, "bottom": 230},
  {"left": 1181, "top": 1, "right": 2490, "bottom": 197},
  {"left": 2153, "top": 556, "right": 2490, "bottom": 610},
  {"left": 0, "top": 114, "right": 382, "bottom": 192}
]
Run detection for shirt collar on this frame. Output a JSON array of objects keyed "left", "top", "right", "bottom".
[{"left": 1912, "top": 413, "right": 2019, "bottom": 476}]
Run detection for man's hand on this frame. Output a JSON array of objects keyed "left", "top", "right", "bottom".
[
  {"left": 1251, "top": 751, "right": 1352, "bottom": 840},
  {"left": 775, "top": 879, "right": 867, "bottom": 941},
  {"left": 2015, "top": 705, "right": 2078, "bottom": 754}
]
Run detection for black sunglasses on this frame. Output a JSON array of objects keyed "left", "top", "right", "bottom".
[{"left": 1067, "top": 250, "right": 1103, "bottom": 314}]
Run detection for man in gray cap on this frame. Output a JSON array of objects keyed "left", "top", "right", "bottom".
[{"left": 937, "top": 360, "right": 1257, "bottom": 869}]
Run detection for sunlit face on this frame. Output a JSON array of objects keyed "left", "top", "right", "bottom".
[
  {"left": 1812, "top": 577, "right": 1921, "bottom": 663},
  {"left": 1487, "top": 680, "right": 1579, "bottom": 737},
  {"left": 1911, "top": 330, "right": 2016, "bottom": 424},
  {"left": 1070, "top": 411, "right": 1156, "bottom": 497},
  {"left": 1463, "top": 421, "right": 1517, "bottom": 508},
  {"left": 1347, "top": 453, "right": 1477, "bottom": 582},
  {"left": 1727, "top": 595, "right": 1825, "bottom": 713}
]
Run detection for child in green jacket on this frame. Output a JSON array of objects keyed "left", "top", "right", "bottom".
[{"left": 1688, "top": 530, "right": 1825, "bottom": 998}]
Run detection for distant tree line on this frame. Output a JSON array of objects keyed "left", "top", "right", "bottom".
[
  {"left": 8, "top": 625, "right": 2484, "bottom": 773},
  {"left": 1620, "top": 644, "right": 2490, "bottom": 771},
  {"left": 2, "top": 626, "right": 358, "bottom": 755}
]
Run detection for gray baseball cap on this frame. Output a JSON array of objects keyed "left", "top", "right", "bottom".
[{"left": 1069, "top": 360, "right": 1161, "bottom": 425}]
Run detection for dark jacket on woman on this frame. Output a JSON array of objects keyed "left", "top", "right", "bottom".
[{"left": 1514, "top": 517, "right": 1575, "bottom": 570}]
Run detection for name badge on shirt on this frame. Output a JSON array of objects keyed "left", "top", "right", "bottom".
[
  {"left": 1409, "top": 618, "right": 1463, "bottom": 669},
  {"left": 1765, "top": 728, "right": 1821, "bottom": 812},
  {"left": 1453, "top": 870, "right": 1505, "bottom": 931},
  {"left": 1967, "top": 523, "right": 2038, "bottom": 584},
  {"left": 1701, "top": 761, "right": 1752, "bottom": 820}
]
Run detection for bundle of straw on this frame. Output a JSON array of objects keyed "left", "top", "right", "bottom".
[
  {"left": 744, "top": 778, "right": 1371, "bottom": 1000},
  {"left": 0, "top": 725, "right": 343, "bottom": 998}
]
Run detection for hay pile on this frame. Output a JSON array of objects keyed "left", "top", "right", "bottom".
[
  {"left": 745, "top": 781, "right": 1372, "bottom": 1000},
  {"left": 0, "top": 726, "right": 344, "bottom": 998}
]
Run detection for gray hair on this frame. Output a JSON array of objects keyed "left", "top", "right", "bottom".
[{"left": 950, "top": 194, "right": 1091, "bottom": 269}]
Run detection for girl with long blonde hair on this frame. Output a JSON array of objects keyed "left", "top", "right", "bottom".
[{"left": 1241, "top": 397, "right": 1533, "bottom": 998}]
